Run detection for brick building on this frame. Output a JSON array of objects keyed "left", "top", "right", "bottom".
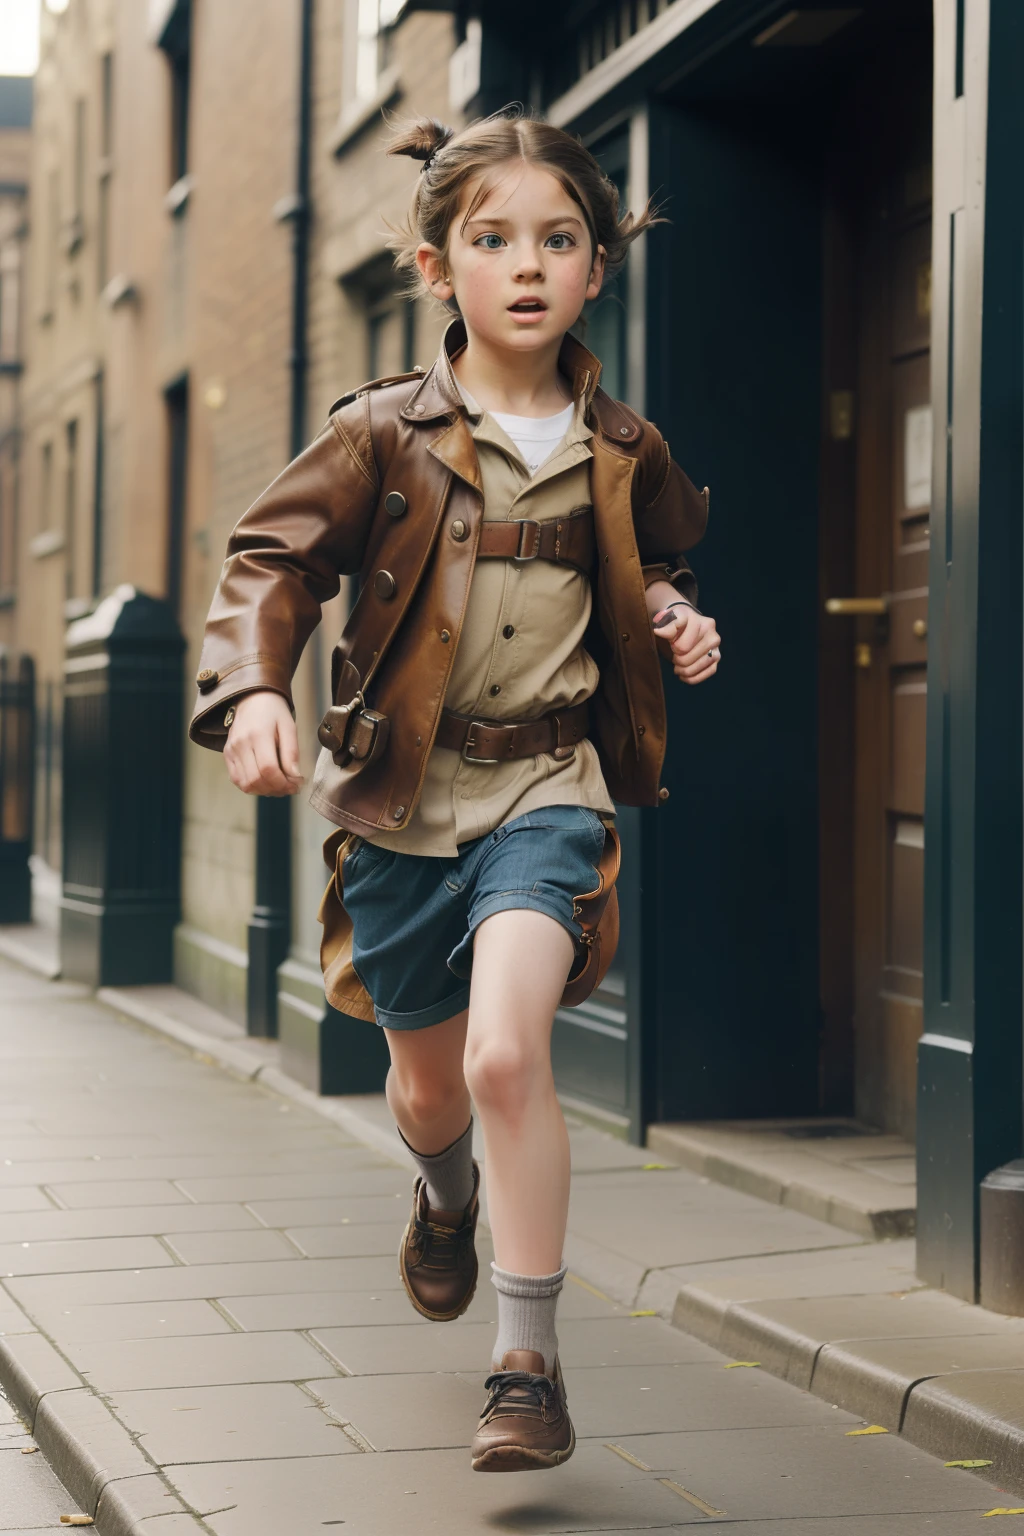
[
  {"left": 0, "top": 78, "right": 32, "bottom": 648},
  {"left": 9, "top": 1, "right": 462, "bottom": 1038}
]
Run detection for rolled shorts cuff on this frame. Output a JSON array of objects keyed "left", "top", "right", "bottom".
[
  {"left": 447, "top": 892, "right": 580, "bottom": 980},
  {"left": 374, "top": 983, "right": 472, "bottom": 1032}
]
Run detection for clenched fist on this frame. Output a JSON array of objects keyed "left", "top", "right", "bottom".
[{"left": 223, "top": 690, "right": 304, "bottom": 796}]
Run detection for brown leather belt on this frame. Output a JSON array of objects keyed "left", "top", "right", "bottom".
[
  {"left": 436, "top": 701, "right": 589, "bottom": 764},
  {"left": 475, "top": 507, "right": 594, "bottom": 576}
]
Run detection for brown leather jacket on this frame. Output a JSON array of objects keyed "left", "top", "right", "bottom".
[{"left": 189, "top": 322, "right": 709, "bottom": 833}]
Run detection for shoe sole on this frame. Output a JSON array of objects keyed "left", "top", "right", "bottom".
[
  {"left": 398, "top": 1221, "right": 478, "bottom": 1323},
  {"left": 471, "top": 1424, "right": 576, "bottom": 1473}
]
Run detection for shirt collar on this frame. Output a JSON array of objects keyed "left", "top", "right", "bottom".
[{"left": 402, "top": 317, "right": 604, "bottom": 425}]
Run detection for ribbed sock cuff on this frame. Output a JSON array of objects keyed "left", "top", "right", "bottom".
[
  {"left": 490, "top": 1262, "right": 567, "bottom": 1298},
  {"left": 490, "top": 1262, "right": 567, "bottom": 1375}
]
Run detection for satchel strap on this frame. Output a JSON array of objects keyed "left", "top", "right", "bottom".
[
  {"left": 435, "top": 701, "right": 589, "bottom": 763},
  {"left": 476, "top": 507, "right": 594, "bottom": 577}
]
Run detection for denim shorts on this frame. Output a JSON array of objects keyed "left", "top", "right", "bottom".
[{"left": 341, "top": 805, "right": 609, "bottom": 1031}]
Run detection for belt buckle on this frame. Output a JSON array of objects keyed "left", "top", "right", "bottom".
[
  {"left": 462, "top": 722, "right": 502, "bottom": 765},
  {"left": 513, "top": 520, "right": 541, "bottom": 561}
]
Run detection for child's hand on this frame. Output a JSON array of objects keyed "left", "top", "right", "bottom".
[
  {"left": 652, "top": 604, "right": 721, "bottom": 684},
  {"left": 224, "top": 690, "right": 305, "bottom": 796}
]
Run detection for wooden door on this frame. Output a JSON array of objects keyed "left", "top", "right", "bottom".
[
  {"left": 820, "top": 46, "right": 932, "bottom": 1139},
  {"left": 852, "top": 177, "right": 932, "bottom": 1137},
  {"left": 864, "top": 210, "right": 932, "bottom": 1136}
]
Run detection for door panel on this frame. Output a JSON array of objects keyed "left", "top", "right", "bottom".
[
  {"left": 890, "top": 683, "right": 927, "bottom": 815},
  {"left": 829, "top": 45, "right": 932, "bottom": 1140}
]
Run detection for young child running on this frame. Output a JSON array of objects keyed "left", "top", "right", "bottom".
[{"left": 189, "top": 109, "right": 720, "bottom": 1473}]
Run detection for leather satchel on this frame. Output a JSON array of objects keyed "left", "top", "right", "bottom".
[{"left": 560, "top": 822, "right": 621, "bottom": 1008}]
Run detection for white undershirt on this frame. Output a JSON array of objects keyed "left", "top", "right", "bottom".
[{"left": 490, "top": 402, "right": 575, "bottom": 476}]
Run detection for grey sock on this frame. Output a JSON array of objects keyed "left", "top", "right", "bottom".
[
  {"left": 490, "top": 1262, "right": 567, "bottom": 1376},
  {"left": 402, "top": 1120, "right": 475, "bottom": 1213}
]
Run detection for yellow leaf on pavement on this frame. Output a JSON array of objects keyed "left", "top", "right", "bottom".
[
  {"left": 982, "top": 1509, "right": 1024, "bottom": 1517},
  {"left": 846, "top": 1425, "right": 889, "bottom": 1436},
  {"left": 724, "top": 1361, "right": 761, "bottom": 1369},
  {"left": 945, "top": 1459, "right": 994, "bottom": 1469},
  {"left": 642, "top": 1163, "right": 672, "bottom": 1171},
  {"left": 629, "top": 1309, "right": 657, "bottom": 1317}
]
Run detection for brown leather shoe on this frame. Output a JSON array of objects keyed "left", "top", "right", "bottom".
[
  {"left": 398, "top": 1162, "right": 479, "bottom": 1321},
  {"left": 471, "top": 1350, "right": 575, "bottom": 1472}
]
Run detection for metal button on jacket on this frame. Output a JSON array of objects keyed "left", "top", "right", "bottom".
[
  {"left": 384, "top": 491, "right": 407, "bottom": 517},
  {"left": 450, "top": 519, "right": 468, "bottom": 541},
  {"left": 373, "top": 570, "right": 397, "bottom": 599},
  {"left": 196, "top": 668, "right": 218, "bottom": 691}
]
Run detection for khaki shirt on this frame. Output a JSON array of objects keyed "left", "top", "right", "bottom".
[{"left": 365, "top": 376, "right": 615, "bottom": 857}]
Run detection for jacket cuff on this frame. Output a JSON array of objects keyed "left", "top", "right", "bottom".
[
  {"left": 642, "top": 559, "right": 698, "bottom": 606},
  {"left": 188, "top": 661, "right": 294, "bottom": 751}
]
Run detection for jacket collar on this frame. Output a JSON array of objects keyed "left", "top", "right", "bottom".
[{"left": 401, "top": 318, "right": 604, "bottom": 425}]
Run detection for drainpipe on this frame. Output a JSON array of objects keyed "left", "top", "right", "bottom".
[{"left": 247, "top": 0, "right": 314, "bottom": 1037}]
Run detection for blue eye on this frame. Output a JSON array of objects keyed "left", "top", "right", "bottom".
[
  {"left": 546, "top": 233, "right": 576, "bottom": 250},
  {"left": 475, "top": 234, "right": 505, "bottom": 250}
]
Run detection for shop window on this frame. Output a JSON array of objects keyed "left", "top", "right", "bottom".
[
  {"left": 156, "top": 0, "right": 192, "bottom": 203},
  {"left": 367, "top": 294, "right": 415, "bottom": 381},
  {"left": 97, "top": 53, "right": 114, "bottom": 291},
  {"left": 581, "top": 131, "right": 630, "bottom": 404},
  {"left": 0, "top": 260, "right": 18, "bottom": 365},
  {"left": 165, "top": 376, "right": 188, "bottom": 620},
  {"left": 335, "top": 0, "right": 408, "bottom": 150},
  {"left": 39, "top": 442, "right": 53, "bottom": 533},
  {"left": 64, "top": 421, "right": 78, "bottom": 599}
]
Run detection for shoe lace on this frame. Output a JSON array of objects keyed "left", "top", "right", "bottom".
[
  {"left": 411, "top": 1183, "right": 472, "bottom": 1264},
  {"left": 481, "top": 1369, "right": 556, "bottom": 1420},
  {"left": 412, "top": 1213, "right": 467, "bottom": 1266}
]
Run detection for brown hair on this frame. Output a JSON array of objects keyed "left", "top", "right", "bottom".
[{"left": 386, "top": 107, "right": 662, "bottom": 288}]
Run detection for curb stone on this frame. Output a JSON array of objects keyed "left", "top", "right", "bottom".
[
  {"left": 0, "top": 977, "right": 1008, "bottom": 1509},
  {"left": 0, "top": 1326, "right": 203, "bottom": 1535}
]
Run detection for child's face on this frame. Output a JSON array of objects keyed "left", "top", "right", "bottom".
[{"left": 417, "top": 162, "right": 606, "bottom": 354}]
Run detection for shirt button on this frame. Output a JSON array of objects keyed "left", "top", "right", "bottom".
[
  {"left": 503, "top": 625, "right": 515, "bottom": 639},
  {"left": 489, "top": 684, "right": 501, "bottom": 696}
]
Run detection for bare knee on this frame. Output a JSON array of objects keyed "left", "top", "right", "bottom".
[
  {"left": 464, "top": 1038, "right": 549, "bottom": 1125},
  {"left": 388, "top": 1064, "right": 465, "bottom": 1129}
]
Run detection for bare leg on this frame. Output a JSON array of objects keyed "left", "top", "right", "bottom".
[
  {"left": 384, "top": 1010, "right": 471, "bottom": 1156},
  {"left": 463, "top": 909, "right": 574, "bottom": 1276}
]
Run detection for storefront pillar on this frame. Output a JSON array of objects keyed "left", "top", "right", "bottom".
[{"left": 917, "top": 0, "right": 1023, "bottom": 1300}]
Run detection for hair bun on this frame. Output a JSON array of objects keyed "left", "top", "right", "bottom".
[{"left": 387, "top": 117, "right": 455, "bottom": 166}]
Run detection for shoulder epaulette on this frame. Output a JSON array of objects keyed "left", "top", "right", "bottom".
[
  {"left": 328, "top": 367, "right": 426, "bottom": 417},
  {"left": 589, "top": 386, "right": 644, "bottom": 446}
]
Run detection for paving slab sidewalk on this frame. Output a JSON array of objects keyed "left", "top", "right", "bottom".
[
  {"left": 0, "top": 955, "right": 1018, "bottom": 1534},
  {"left": 98, "top": 977, "right": 1024, "bottom": 1504}
]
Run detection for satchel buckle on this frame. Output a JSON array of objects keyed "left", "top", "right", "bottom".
[
  {"left": 317, "top": 692, "right": 364, "bottom": 765},
  {"left": 462, "top": 722, "right": 502, "bottom": 765},
  {"left": 513, "top": 520, "right": 541, "bottom": 561}
]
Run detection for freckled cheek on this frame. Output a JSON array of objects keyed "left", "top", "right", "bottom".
[{"left": 450, "top": 260, "right": 501, "bottom": 310}]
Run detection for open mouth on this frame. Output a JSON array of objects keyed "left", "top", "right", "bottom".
[{"left": 508, "top": 299, "right": 548, "bottom": 314}]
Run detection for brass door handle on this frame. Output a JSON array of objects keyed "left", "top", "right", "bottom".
[{"left": 825, "top": 596, "right": 888, "bottom": 615}]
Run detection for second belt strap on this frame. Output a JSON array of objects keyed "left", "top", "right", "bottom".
[{"left": 436, "top": 701, "right": 590, "bottom": 763}]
